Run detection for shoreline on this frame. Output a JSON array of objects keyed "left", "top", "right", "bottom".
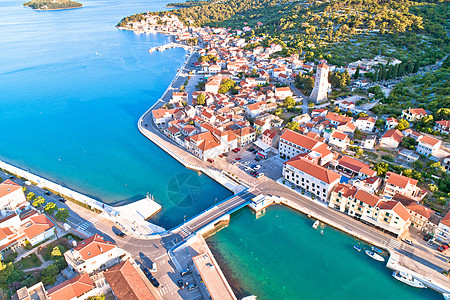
[{"left": 24, "top": 5, "right": 83, "bottom": 11}]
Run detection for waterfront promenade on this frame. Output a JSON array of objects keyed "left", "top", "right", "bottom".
[{"left": 135, "top": 47, "right": 450, "bottom": 296}]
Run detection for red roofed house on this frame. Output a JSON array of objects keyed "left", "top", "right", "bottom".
[
  {"left": 336, "top": 155, "right": 376, "bottom": 179},
  {"left": 64, "top": 234, "right": 128, "bottom": 274},
  {"left": 383, "top": 172, "right": 423, "bottom": 201},
  {"left": 47, "top": 273, "right": 96, "bottom": 300},
  {"left": 436, "top": 211, "right": 450, "bottom": 243},
  {"left": 104, "top": 260, "right": 157, "bottom": 300},
  {"left": 261, "top": 129, "right": 280, "bottom": 151},
  {"left": 0, "top": 179, "right": 29, "bottom": 211},
  {"left": 329, "top": 185, "right": 411, "bottom": 236},
  {"left": 379, "top": 129, "right": 403, "bottom": 148},
  {"left": 152, "top": 108, "right": 177, "bottom": 127},
  {"left": 385, "top": 117, "right": 398, "bottom": 130},
  {"left": 283, "top": 156, "right": 341, "bottom": 202},
  {"left": 354, "top": 116, "right": 376, "bottom": 133},
  {"left": 171, "top": 92, "right": 188, "bottom": 104},
  {"left": 329, "top": 130, "right": 350, "bottom": 150},
  {"left": 233, "top": 126, "right": 256, "bottom": 146},
  {"left": 21, "top": 214, "right": 55, "bottom": 246},
  {"left": 325, "top": 112, "right": 352, "bottom": 126},
  {"left": 416, "top": 135, "right": 442, "bottom": 157},
  {"left": 434, "top": 120, "right": 450, "bottom": 135},
  {"left": 274, "top": 86, "right": 293, "bottom": 100},
  {"left": 279, "top": 129, "right": 324, "bottom": 159},
  {"left": 205, "top": 75, "right": 222, "bottom": 94},
  {"left": 401, "top": 108, "right": 427, "bottom": 122}
]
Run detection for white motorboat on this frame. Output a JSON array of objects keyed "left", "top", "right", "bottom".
[
  {"left": 312, "top": 220, "right": 319, "bottom": 229},
  {"left": 392, "top": 271, "right": 427, "bottom": 288},
  {"left": 365, "top": 250, "right": 385, "bottom": 262}
]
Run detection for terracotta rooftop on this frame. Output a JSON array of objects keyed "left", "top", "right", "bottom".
[
  {"left": 73, "top": 234, "right": 117, "bottom": 261},
  {"left": 47, "top": 273, "right": 94, "bottom": 300},
  {"left": 0, "top": 181, "right": 22, "bottom": 198},
  {"left": 280, "top": 129, "right": 323, "bottom": 151},
  {"left": 377, "top": 201, "right": 411, "bottom": 222},
  {"left": 23, "top": 215, "right": 55, "bottom": 240},
  {"left": 381, "top": 129, "right": 404, "bottom": 143},
  {"left": 104, "top": 260, "right": 156, "bottom": 300},
  {"left": 354, "top": 190, "right": 379, "bottom": 207},
  {"left": 386, "top": 172, "right": 418, "bottom": 189},
  {"left": 440, "top": 211, "right": 450, "bottom": 227},
  {"left": 418, "top": 135, "right": 441, "bottom": 147},
  {"left": 284, "top": 156, "right": 341, "bottom": 184}
]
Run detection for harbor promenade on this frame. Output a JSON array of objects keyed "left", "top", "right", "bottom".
[{"left": 136, "top": 50, "right": 450, "bottom": 295}]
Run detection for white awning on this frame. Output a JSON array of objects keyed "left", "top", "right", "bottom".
[{"left": 253, "top": 140, "right": 271, "bottom": 151}]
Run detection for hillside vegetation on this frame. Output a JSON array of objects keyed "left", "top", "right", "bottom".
[
  {"left": 24, "top": 0, "right": 82, "bottom": 10},
  {"left": 121, "top": 0, "right": 449, "bottom": 66}
]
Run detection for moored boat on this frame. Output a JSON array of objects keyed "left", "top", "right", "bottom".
[
  {"left": 312, "top": 220, "right": 319, "bottom": 229},
  {"left": 353, "top": 245, "right": 362, "bottom": 252},
  {"left": 371, "top": 246, "right": 383, "bottom": 254},
  {"left": 365, "top": 250, "right": 385, "bottom": 262},
  {"left": 392, "top": 271, "right": 427, "bottom": 288}
]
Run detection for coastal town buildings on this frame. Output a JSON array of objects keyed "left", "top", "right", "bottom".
[
  {"left": 434, "top": 120, "right": 450, "bottom": 134},
  {"left": 401, "top": 108, "right": 428, "bottom": 122},
  {"left": 383, "top": 172, "right": 425, "bottom": 201},
  {"left": 283, "top": 156, "right": 341, "bottom": 202},
  {"left": 64, "top": 234, "right": 129, "bottom": 275},
  {"left": 416, "top": 135, "right": 442, "bottom": 157},
  {"left": 379, "top": 129, "right": 404, "bottom": 148},
  {"left": 329, "top": 184, "right": 411, "bottom": 237},
  {"left": 436, "top": 211, "right": 450, "bottom": 243}
]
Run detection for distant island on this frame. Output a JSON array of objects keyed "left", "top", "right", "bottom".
[{"left": 23, "top": 0, "right": 82, "bottom": 10}]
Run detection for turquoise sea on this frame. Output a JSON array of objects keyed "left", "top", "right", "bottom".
[
  {"left": 207, "top": 206, "right": 442, "bottom": 299},
  {"left": 0, "top": 0, "right": 231, "bottom": 228}
]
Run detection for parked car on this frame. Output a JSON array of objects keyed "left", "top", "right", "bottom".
[
  {"left": 113, "top": 226, "right": 126, "bottom": 237},
  {"left": 177, "top": 279, "right": 185, "bottom": 289},
  {"left": 235, "top": 157, "right": 241, "bottom": 161},
  {"left": 423, "top": 234, "right": 432, "bottom": 241},
  {"left": 427, "top": 239, "right": 434, "bottom": 246},
  {"left": 207, "top": 158, "right": 214, "bottom": 163},
  {"left": 256, "top": 172, "right": 264, "bottom": 179},
  {"left": 438, "top": 244, "right": 449, "bottom": 252},
  {"left": 245, "top": 167, "right": 251, "bottom": 171},
  {"left": 253, "top": 165, "right": 261, "bottom": 170},
  {"left": 44, "top": 191, "right": 51, "bottom": 196},
  {"left": 180, "top": 268, "right": 192, "bottom": 277},
  {"left": 401, "top": 238, "right": 413, "bottom": 245},
  {"left": 149, "top": 276, "right": 160, "bottom": 287},
  {"left": 58, "top": 197, "right": 66, "bottom": 203},
  {"left": 250, "top": 170, "right": 256, "bottom": 175},
  {"left": 243, "top": 161, "right": 250, "bottom": 166},
  {"left": 234, "top": 148, "right": 240, "bottom": 152},
  {"left": 222, "top": 153, "right": 228, "bottom": 157},
  {"left": 188, "top": 283, "right": 198, "bottom": 291}
]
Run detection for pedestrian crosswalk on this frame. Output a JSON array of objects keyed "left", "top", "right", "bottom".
[
  {"left": 70, "top": 216, "right": 100, "bottom": 232},
  {"left": 389, "top": 239, "right": 403, "bottom": 250},
  {"left": 156, "top": 280, "right": 177, "bottom": 297},
  {"left": 179, "top": 226, "right": 192, "bottom": 238}
]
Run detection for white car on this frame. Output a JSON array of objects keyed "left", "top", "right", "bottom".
[
  {"left": 256, "top": 172, "right": 264, "bottom": 178},
  {"left": 243, "top": 161, "right": 250, "bottom": 166},
  {"left": 253, "top": 165, "right": 261, "bottom": 170},
  {"left": 245, "top": 167, "right": 251, "bottom": 171}
]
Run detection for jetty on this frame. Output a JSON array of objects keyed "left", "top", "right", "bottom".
[{"left": 148, "top": 42, "right": 192, "bottom": 53}]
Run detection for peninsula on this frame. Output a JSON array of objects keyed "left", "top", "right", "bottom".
[{"left": 23, "top": 0, "right": 82, "bottom": 10}]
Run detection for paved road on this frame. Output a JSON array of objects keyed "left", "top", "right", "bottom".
[{"left": 289, "top": 82, "right": 308, "bottom": 114}]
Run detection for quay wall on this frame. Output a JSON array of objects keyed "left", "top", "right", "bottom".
[{"left": 0, "top": 159, "right": 118, "bottom": 216}]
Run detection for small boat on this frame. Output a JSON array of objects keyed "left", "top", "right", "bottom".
[
  {"left": 443, "top": 293, "right": 450, "bottom": 300},
  {"left": 371, "top": 246, "right": 383, "bottom": 254},
  {"left": 365, "top": 250, "right": 385, "bottom": 262},
  {"left": 312, "top": 220, "right": 319, "bottom": 229},
  {"left": 353, "top": 245, "right": 362, "bottom": 252},
  {"left": 392, "top": 271, "right": 427, "bottom": 288}
]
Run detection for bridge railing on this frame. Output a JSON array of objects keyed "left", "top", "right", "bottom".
[{"left": 168, "top": 187, "right": 249, "bottom": 232}]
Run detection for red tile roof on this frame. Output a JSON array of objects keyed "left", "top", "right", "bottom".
[
  {"left": 47, "top": 273, "right": 94, "bottom": 300},
  {"left": 23, "top": 215, "right": 55, "bottom": 240},
  {"left": 441, "top": 211, "right": 450, "bottom": 227},
  {"left": 418, "top": 135, "right": 441, "bottom": 147},
  {"left": 0, "top": 181, "right": 22, "bottom": 198},
  {"left": 104, "top": 260, "right": 156, "bottom": 300},
  {"left": 284, "top": 156, "right": 341, "bottom": 184},
  {"left": 354, "top": 190, "right": 379, "bottom": 207},
  {"left": 280, "top": 129, "right": 322, "bottom": 151},
  {"left": 381, "top": 129, "right": 404, "bottom": 143},
  {"left": 377, "top": 201, "right": 411, "bottom": 222},
  {"left": 386, "top": 172, "right": 417, "bottom": 189},
  {"left": 73, "top": 234, "right": 117, "bottom": 261}
]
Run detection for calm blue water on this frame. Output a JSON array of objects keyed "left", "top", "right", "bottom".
[
  {"left": 208, "top": 206, "right": 443, "bottom": 300},
  {"left": 0, "top": 0, "right": 231, "bottom": 228}
]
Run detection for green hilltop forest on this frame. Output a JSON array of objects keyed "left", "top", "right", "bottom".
[
  {"left": 119, "top": 0, "right": 449, "bottom": 66},
  {"left": 24, "top": 0, "right": 82, "bottom": 10}
]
